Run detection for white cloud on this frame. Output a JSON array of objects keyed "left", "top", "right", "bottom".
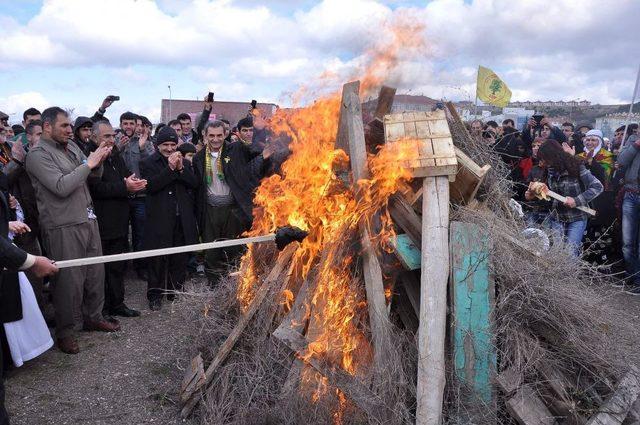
[
  {"left": 0, "top": 0, "right": 639, "bottom": 113},
  {"left": 0, "top": 92, "right": 49, "bottom": 124}
]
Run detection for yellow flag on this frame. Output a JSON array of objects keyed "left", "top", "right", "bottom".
[{"left": 476, "top": 65, "right": 512, "bottom": 107}]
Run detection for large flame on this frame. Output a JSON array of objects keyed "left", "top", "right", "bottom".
[{"left": 234, "top": 12, "right": 428, "bottom": 421}]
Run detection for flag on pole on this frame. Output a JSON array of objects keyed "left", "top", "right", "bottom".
[{"left": 476, "top": 65, "right": 512, "bottom": 107}]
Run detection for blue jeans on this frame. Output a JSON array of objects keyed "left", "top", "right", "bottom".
[
  {"left": 549, "top": 218, "right": 588, "bottom": 257},
  {"left": 129, "top": 197, "right": 147, "bottom": 269},
  {"left": 622, "top": 192, "right": 640, "bottom": 284}
]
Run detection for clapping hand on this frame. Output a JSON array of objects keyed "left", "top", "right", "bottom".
[
  {"left": 168, "top": 152, "right": 183, "bottom": 171},
  {"left": 87, "top": 145, "right": 112, "bottom": 169},
  {"left": 125, "top": 174, "right": 147, "bottom": 193},
  {"left": 11, "top": 141, "right": 26, "bottom": 163}
]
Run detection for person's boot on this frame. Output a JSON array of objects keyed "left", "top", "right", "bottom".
[
  {"left": 110, "top": 304, "right": 141, "bottom": 317},
  {"left": 148, "top": 299, "right": 162, "bottom": 311},
  {"left": 57, "top": 336, "right": 80, "bottom": 354}
]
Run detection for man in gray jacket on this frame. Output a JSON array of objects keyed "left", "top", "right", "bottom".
[
  {"left": 616, "top": 134, "right": 640, "bottom": 293},
  {"left": 26, "top": 106, "right": 119, "bottom": 354}
]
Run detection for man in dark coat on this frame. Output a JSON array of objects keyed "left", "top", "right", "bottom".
[
  {"left": 193, "top": 121, "right": 272, "bottom": 280},
  {"left": 140, "top": 127, "right": 198, "bottom": 310},
  {"left": 3, "top": 120, "right": 46, "bottom": 311},
  {"left": 0, "top": 170, "right": 58, "bottom": 425},
  {"left": 88, "top": 121, "right": 147, "bottom": 317}
]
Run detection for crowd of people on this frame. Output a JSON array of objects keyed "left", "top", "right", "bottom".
[
  {"left": 0, "top": 95, "right": 275, "bottom": 424},
  {"left": 468, "top": 115, "right": 640, "bottom": 285},
  {"left": 0, "top": 92, "right": 639, "bottom": 424}
]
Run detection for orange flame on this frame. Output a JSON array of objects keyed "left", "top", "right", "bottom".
[{"left": 234, "top": 13, "right": 428, "bottom": 421}]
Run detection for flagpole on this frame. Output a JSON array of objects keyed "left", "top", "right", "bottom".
[
  {"left": 474, "top": 93, "right": 479, "bottom": 119},
  {"left": 622, "top": 63, "right": 640, "bottom": 147},
  {"left": 474, "top": 66, "right": 479, "bottom": 119}
]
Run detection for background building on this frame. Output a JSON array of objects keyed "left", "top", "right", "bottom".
[
  {"left": 160, "top": 99, "right": 278, "bottom": 126},
  {"left": 595, "top": 113, "right": 640, "bottom": 138}
]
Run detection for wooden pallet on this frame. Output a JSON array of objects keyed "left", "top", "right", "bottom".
[{"left": 383, "top": 110, "right": 458, "bottom": 180}]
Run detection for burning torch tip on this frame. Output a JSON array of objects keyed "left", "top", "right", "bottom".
[{"left": 275, "top": 226, "right": 309, "bottom": 250}]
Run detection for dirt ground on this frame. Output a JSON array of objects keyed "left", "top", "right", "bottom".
[
  {"left": 4, "top": 271, "right": 200, "bottom": 425},
  {"left": 4, "top": 269, "right": 640, "bottom": 425}
]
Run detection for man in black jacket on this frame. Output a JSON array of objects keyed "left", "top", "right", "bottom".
[
  {"left": 88, "top": 121, "right": 147, "bottom": 317},
  {"left": 0, "top": 168, "right": 58, "bottom": 425},
  {"left": 140, "top": 127, "right": 198, "bottom": 310},
  {"left": 193, "top": 121, "right": 272, "bottom": 280}
]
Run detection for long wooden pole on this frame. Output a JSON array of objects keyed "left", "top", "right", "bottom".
[
  {"left": 621, "top": 63, "right": 640, "bottom": 148},
  {"left": 416, "top": 176, "right": 450, "bottom": 425},
  {"left": 54, "top": 234, "right": 274, "bottom": 268}
]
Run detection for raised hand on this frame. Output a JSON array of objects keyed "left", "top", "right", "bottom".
[
  {"left": 11, "top": 141, "right": 27, "bottom": 163},
  {"left": 86, "top": 145, "right": 112, "bottom": 169}
]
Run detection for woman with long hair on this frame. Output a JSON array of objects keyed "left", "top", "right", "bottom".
[{"left": 525, "top": 139, "right": 603, "bottom": 256}]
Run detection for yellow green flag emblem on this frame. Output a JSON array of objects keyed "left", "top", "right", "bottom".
[{"left": 476, "top": 65, "right": 512, "bottom": 107}]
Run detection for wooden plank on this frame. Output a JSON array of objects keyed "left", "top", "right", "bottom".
[
  {"left": 273, "top": 327, "right": 393, "bottom": 420},
  {"left": 497, "top": 369, "right": 555, "bottom": 425},
  {"left": 390, "top": 233, "right": 421, "bottom": 270},
  {"left": 335, "top": 81, "right": 360, "bottom": 153},
  {"left": 180, "top": 243, "right": 298, "bottom": 418},
  {"left": 389, "top": 193, "right": 421, "bottom": 247},
  {"left": 507, "top": 384, "right": 556, "bottom": 425},
  {"left": 398, "top": 271, "right": 420, "bottom": 317},
  {"left": 450, "top": 221, "right": 496, "bottom": 408},
  {"left": 344, "top": 89, "right": 392, "bottom": 366},
  {"left": 586, "top": 366, "right": 640, "bottom": 425},
  {"left": 416, "top": 175, "right": 450, "bottom": 425},
  {"left": 373, "top": 85, "right": 396, "bottom": 120},
  {"left": 393, "top": 281, "right": 419, "bottom": 332},
  {"left": 181, "top": 353, "right": 206, "bottom": 397}
]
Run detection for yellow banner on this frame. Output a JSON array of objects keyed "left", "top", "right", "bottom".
[{"left": 476, "top": 65, "right": 512, "bottom": 107}]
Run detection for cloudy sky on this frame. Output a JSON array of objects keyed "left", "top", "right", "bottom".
[{"left": 1, "top": 0, "right": 639, "bottom": 123}]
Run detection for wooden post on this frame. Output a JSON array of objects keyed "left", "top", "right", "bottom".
[
  {"left": 344, "top": 89, "right": 392, "bottom": 366},
  {"left": 416, "top": 176, "right": 450, "bottom": 425},
  {"left": 450, "top": 221, "right": 496, "bottom": 412},
  {"left": 336, "top": 81, "right": 361, "bottom": 153}
]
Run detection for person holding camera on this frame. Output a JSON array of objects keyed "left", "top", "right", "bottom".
[
  {"left": 522, "top": 115, "right": 567, "bottom": 152},
  {"left": 140, "top": 127, "right": 198, "bottom": 311}
]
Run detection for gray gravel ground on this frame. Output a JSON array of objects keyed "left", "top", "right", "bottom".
[{"left": 4, "top": 272, "right": 199, "bottom": 425}]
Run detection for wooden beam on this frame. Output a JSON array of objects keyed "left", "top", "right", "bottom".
[
  {"left": 450, "top": 221, "right": 496, "bottom": 412},
  {"left": 390, "top": 234, "right": 421, "bottom": 271},
  {"left": 416, "top": 175, "right": 450, "bottom": 425},
  {"left": 343, "top": 89, "right": 392, "bottom": 366},
  {"left": 586, "top": 366, "right": 640, "bottom": 425},
  {"left": 373, "top": 86, "right": 396, "bottom": 120},
  {"left": 273, "top": 327, "right": 393, "bottom": 419},
  {"left": 180, "top": 243, "right": 298, "bottom": 418},
  {"left": 389, "top": 193, "right": 422, "bottom": 247},
  {"left": 497, "top": 369, "right": 555, "bottom": 425},
  {"left": 335, "top": 81, "right": 360, "bottom": 153}
]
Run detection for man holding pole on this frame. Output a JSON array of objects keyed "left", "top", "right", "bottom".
[{"left": 26, "top": 107, "right": 120, "bottom": 355}]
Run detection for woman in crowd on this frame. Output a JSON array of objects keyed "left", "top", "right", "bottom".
[
  {"left": 525, "top": 139, "right": 603, "bottom": 256},
  {"left": 577, "top": 129, "right": 613, "bottom": 187}
]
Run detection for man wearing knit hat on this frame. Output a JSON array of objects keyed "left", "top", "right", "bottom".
[{"left": 140, "top": 127, "right": 198, "bottom": 310}]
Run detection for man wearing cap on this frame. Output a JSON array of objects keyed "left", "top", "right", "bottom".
[
  {"left": 26, "top": 106, "right": 119, "bottom": 354},
  {"left": 140, "top": 126, "right": 198, "bottom": 310}
]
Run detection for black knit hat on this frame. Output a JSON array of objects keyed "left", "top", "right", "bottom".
[
  {"left": 177, "top": 142, "right": 196, "bottom": 155},
  {"left": 155, "top": 126, "right": 179, "bottom": 145}
]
